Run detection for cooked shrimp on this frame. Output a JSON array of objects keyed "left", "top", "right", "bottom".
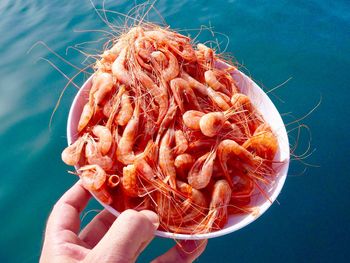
[
  {"left": 151, "top": 49, "right": 179, "bottom": 81},
  {"left": 205, "top": 70, "right": 230, "bottom": 95},
  {"left": 116, "top": 98, "right": 140, "bottom": 164},
  {"left": 243, "top": 123, "right": 278, "bottom": 160},
  {"left": 116, "top": 90, "right": 133, "bottom": 126},
  {"left": 174, "top": 153, "right": 195, "bottom": 179},
  {"left": 188, "top": 150, "right": 216, "bottom": 190},
  {"left": 92, "top": 72, "right": 114, "bottom": 107},
  {"left": 138, "top": 70, "right": 168, "bottom": 124},
  {"left": 61, "top": 134, "right": 88, "bottom": 166},
  {"left": 196, "top": 43, "right": 214, "bottom": 69},
  {"left": 134, "top": 158, "right": 157, "bottom": 181},
  {"left": 122, "top": 164, "right": 138, "bottom": 197},
  {"left": 176, "top": 180, "right": 207, "bottom": 222},
  {"left": 79, "top": 164, "right": 107, "bottom": 191},
  {"left": 205, "top": 179, "right": 232, "bottom": 230},
  {"left": 231, "top": 93, "right": 262, "bottom": 134},
  {"left": 112, "top": 48, "right": 132, "bottom": 86},
  {"left": 183, "top": 110, "right": 205, "bottom": 130},
  {"left": 155, "top": 97, "right": 177, "bottom": 144},
  {"left": 168, "top": 40, "right": 196, "bottom": 61},
  {"left": 159, "top": 128, "right": 177, "bottom": 189},
  {"left": 184, "top": 71, "right": 228, "bottom": 108},
  {"left": 181, "top": 72, "right": 230, "bottom": 110},
  {"left": 217, "top": 139, "right": 260, "bottom": 185},
  {"left": 85, "top": 137, "right": 113, "bottom": 171},
  {"left": 170, "top": 78, "right": 201, "bottom": 113},
  {"left": 199, "top": 107, "right": 242, "bottom": 137},
  {"left": 199, "top": 112, "right": 225, "bottom": 137},
  {"left": 92, "top": 125, "right": 112, "bottom": 155},
  {"left": 207, "top": 87, "right": 230, "bottom": 110},
  {"left": 77, "top": 103, "right": 94, "bottom": 132},
  {"left": 105, "top": 85, "right": 126, "bottom": 129},
  {"left": 181, "top": 71, "right": 209, "bottom": 96},
  {"left": 173, "top": 130, "right": 188, "bottom": 155}
]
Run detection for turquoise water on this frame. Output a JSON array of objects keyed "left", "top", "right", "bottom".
[{"left": 1, "top": 0, "right": 349, "bottom": 262}]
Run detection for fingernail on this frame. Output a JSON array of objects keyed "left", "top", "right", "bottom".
[{"left": 140, "top": 210, "right": 160, "bottom": 229}]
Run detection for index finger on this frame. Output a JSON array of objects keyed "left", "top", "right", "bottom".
[{"left": 46, "top": 180, "right": 91, "bottom": 235}]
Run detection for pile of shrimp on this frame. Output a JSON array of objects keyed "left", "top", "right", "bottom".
[{"left": 62, "top": 25, "right": 279, "bottom": 234}]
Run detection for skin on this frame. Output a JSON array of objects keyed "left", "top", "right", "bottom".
[{"left": 40, "top": 180, "right": 207, "bottom": 263}]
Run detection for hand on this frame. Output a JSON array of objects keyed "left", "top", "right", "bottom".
[{"left": 40, "top": 180, "right": 207, "bottom": 263}]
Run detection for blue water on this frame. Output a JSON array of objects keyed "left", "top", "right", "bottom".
[{"left": 1, "top": 0, "right": 349, "bottom": 262}]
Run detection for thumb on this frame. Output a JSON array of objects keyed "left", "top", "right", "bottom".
[{"left": 86, "top": 209, "right": 159, "bottom": 263}]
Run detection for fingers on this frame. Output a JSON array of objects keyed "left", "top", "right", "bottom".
[
  {"left": 79, "top": 209, "right": 116, "bottom": 247},
  {"left": 152, "top": 240, "right": 208, "bottom": 263},
  {"left": 85, "top": 209, "right": 159, "bottom": 262},
  {"left": 46, "top": 180, "right": 91, "bottom": 237}
]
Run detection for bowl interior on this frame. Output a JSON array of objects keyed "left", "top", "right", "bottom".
[{"left": 67, "top": 63, "right": 290, "bottom": 240}]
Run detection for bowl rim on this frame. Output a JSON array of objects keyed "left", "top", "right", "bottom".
[{"left": 67, "top": 62, "right": 290, "bottom": 240}]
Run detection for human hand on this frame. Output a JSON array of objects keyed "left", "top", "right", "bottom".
[{"left": 40, "top": 181, "right": 207, "bottom": 263}]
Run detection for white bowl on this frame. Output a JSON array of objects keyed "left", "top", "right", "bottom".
[{"left": 67, "top": 61, "right": 290, "bottom": 240}]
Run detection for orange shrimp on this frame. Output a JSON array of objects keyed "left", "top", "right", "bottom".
[
  {"left": 105, "top": 85, "right": 126, "bottom": 130},
  {"left": 159, "top": 128, "right": 177, "bottom": 189},
  {"left": 61, "top": 134, "right": 88, "bottom": 166},
  {"left": 151, "top": 50, "right": 167, "bottom": 68},
  {"left": 85, "top": 137, "right": 113, "bottom": 171},
  {"left": 199, "top": 112, "right": 225, "bottom": 137},
  {"left": 205, "top": 70, "right": 230, "bottom": 95},
  {"left": 77, "top": 103, "right": 94, "bottom": 132},
  {"left": 79, "top": 164, "right": 107, "bottom": 191},
  {"left": 243, "top": 123, "right": 278, "bottom": 160},
  {"left": 231, "top": 93, "right": 262, "bottom": 134},
  {"left": 170, "top": 78, "right": 201, "bottom": 113},
  {"left": 217, "top": 139, "right": 260, "bottom": 186},
  {"left": 168, "top": 39, "right": 196, "bottom": 61},
  {"left": 182, "top": 71, "right": 230, "bottom": 110},
  {"left": 174, "top": 153, "right": 195, "bottom": 179},
  {"left": 204, "top": 179, "right": 232, "bottom": 230},
  {"left": 92, "top": 72, "right": 114, "bottom": 107},
  {"left": 121, "top": 164, "right": 139, "bottom": 197},
  {"left": 92, "top": 125, "right": 112, "bottom": 155},
  {"left": 199, "top": 107, "right": 242, "bottom": 137},
  {"left": 188, "top": 150, "right": 217, "bottom": 190},
  {"left": 207, "top": 87, "right": 231, "bottom": 110},
  {"left": 116, "top": 90, "right": 133, "bottom": 126},
  {"left": 173, "top": 129, "right": 188, "bottom": 155},
  {"left": 134, "top": 158, "right": 157, "bottom": 181},
  {"left": 187, "top": 138, "right": 217, "bottom": 154},
  {"left": 183, "top": 110, "right": 205, "bottom": 130},
  {"left": 138, "top": 70, "right": 168, "bottom": 124},
  {"left": 181, "top": 71, "right": 209, "bottom": 96},
  {"left": 116, "top": 98, "right": 140, "bottom": 164},
  {"left": 112, "top": 48, "right": 132, "bottom": 86},
  {"left": 151, "top": 49, "right": 179, "bottom": 81},
  {"left": 146, "top": 29, "right": 196, "bottom": 61},
  {"left": 134, "top": 37, "right": 154, "bottom": 71},
  {"left": 155, "top": 98, "right": 177, "bottom": 144},
  {"left": 181, "top": 72, "right": 230, "bottom": 110},
  {"left": 175, "top": 180, "right": 207, "bottom": 223},
  {"left": 196, "top": 43, "right": 214, "bottom": 69}
]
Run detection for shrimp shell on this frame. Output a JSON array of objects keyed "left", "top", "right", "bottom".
[
  {"left": 92, "top": 125, "right": 112, "bottom": 155},
  {"left": 188, "top": 150, "right": 216, "bottom": 190}
]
